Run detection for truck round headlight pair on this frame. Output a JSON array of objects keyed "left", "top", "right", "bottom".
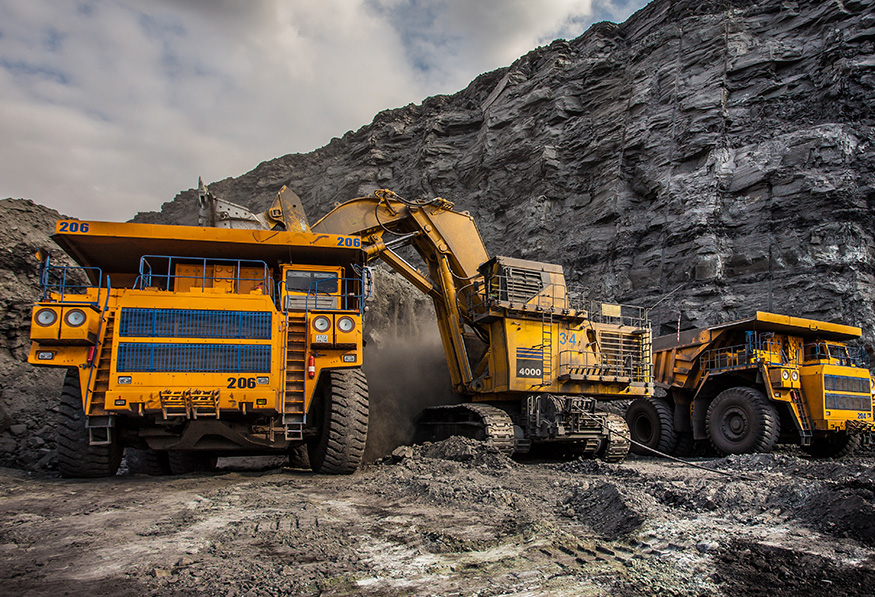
[{"left": 312, "top": 315, "right": 355, "bottom": 333}]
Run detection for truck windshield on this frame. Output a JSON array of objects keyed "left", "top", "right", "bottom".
[
  {"left": 827, "top": 344, "right": 850, "bottom": 361},
  {"left": 286, "top": 270, "right": 338, "bottom": 294}
]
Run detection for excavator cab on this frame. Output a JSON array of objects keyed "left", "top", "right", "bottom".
[{"left": 478, "top": 256, "right": 569, "bottom": 313}]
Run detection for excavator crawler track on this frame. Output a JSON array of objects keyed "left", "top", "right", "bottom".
[
  {"left": 415, "top": 403, "right": 517, "bottom": 454},
  {"left": 599, "top": 412, "right": 631, "bottom": 463}
]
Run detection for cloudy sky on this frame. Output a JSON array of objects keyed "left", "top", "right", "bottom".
[{"left": 0, "top": 0, "right": 649, "bottom": 221}]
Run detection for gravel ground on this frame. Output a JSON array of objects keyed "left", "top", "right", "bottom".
[{"left": 0, "top": 439, "right": 873, "bottom": 596}]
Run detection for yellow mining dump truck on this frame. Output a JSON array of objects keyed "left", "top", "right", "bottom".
[
  {"left": 28, "top": 189, "right": 370, "bottom": 477},
  {"left": 312, "top": 190, "right": 653, "bottom": 461},
  {"left": 629, "top": 311, "right": 874, "bottom": 457}
]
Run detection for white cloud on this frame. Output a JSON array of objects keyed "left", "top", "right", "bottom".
[{"left": 0, "top": 0, "right": 649, "bottom": 220}]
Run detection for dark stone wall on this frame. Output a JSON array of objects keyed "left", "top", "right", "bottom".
[{"left": 134, "top": 0, "right": 875, "bottom": 337}]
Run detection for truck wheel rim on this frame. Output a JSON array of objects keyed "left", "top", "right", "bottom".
[{"left": 722, "top": 406, "right": 749, "bottom": 441}]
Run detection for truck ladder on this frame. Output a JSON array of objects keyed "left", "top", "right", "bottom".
[
  {"left": 283, "top": 313, "right": 307, "bottom": 440},
  {"left": 789, "top": 389, "right": 813, "bottom": 446},
  {"left": 86, "top": 312, "right": 115, "bottom": 416},
  {"left": 540, "top": 310, "right": 553, "bottom": 387}
]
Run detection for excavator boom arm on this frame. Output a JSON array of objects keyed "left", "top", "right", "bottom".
[{"left": 311, "top": 191, "right": 489, "bottom": 391}]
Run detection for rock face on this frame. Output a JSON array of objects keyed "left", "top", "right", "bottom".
[
  {"left": 135, "top": 0, "right": 875, "bottom": 338},
  {"left": 0, "top": 199, "right": 78, "bottom": 470}
]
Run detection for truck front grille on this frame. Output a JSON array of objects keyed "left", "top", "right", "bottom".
[
  {"left": 825, "top": 393, "right": 871, "bottom": 412},
  {"left": 116, "top": 343, "right": 271, "bottom": 373},
  {"left": 824, "top": 375, "right": 870, "bottom": 394},
  {"left": 119, "top": 308, "right": 271, "bottom": 339}
]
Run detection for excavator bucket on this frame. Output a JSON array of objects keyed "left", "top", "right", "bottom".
[{"left": 267, "top": 186, "right": 310, "bottom": 232}]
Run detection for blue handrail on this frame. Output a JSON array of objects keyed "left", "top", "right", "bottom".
[
  {"left": 39, "top": 254, "right": 105, "bottom": 306},
  {"left": 133, "top": 255, "right": 271, "bottom": 295}
]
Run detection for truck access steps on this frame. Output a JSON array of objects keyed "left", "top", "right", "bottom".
[{"left": 283, "top": 314, "right": 307, "bottom": 440}]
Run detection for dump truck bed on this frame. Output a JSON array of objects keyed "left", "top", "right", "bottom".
[
  {"left": 652, "top": 311, "right": 863, "bottom": 390},
  {"left": 653, "top": 311, "right": 862, "bottom": 353},
  {"left": 51, "top": 219, "right": 362, "bottom": 279}
]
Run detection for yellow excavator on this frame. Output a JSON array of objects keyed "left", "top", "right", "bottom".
[{"left": 312, "top": 190, "right": 654, "bottom": 460}]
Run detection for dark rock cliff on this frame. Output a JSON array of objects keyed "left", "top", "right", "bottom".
[
  {"left": 0, "top": 199, "right": 77, "bottom": 469},
  {"left": 135, "top": 0, "right": 875, "bottom": 337}
]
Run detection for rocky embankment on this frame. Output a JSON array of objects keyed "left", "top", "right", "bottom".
[
  {"left": 0, "top": 199, "right": 78, "bottom": 470},
  {"left": 135, "top": 0, "right": 875, "bottom": 338}
]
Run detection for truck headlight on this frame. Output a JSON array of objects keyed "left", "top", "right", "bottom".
[
  {"left": 35, "top": 308, "right": 58, "bottom": 326},
  {"left": 64, "top": 308, "right": 87, "bottom": 327},
  {"left": 312, "top": 316, "right": 331, "bottom": 332},
  {"left": 782, "top": 370, "right": 790, "bottom": 380},
  {"left": 337, "top": 316, "right": 355, "bottom": 333}
]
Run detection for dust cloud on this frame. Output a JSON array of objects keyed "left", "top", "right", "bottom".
[{"left": 362, "top": 320, "right": 459, "bottom": 462}]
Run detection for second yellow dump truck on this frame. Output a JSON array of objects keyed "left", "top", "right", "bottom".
[{"left": 629, "top": 312, "right": 874, "bottom": 457}]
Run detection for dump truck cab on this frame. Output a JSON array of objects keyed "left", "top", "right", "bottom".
[{"left": 29, "top": 218, "right": 371, "bottom": 477}]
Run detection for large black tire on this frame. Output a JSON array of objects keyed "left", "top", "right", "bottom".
[
  {"left": 167, "top": 451, "right": 218, "bottom": 475},
  {"left": 57, "top": 368, "right": 122, "bottom": 478},
  {"left": 125, "top": 447, "right": 171, "bottom": 476},
  {"left": 308, "top": 369, "right": 368, "bottom": 475},
  {"left": 671, "top": 432, "right": 697, "bottom": 457},
  {"left": 626, "top": 396, "right": 677, "bottom": 456},
  {"left": 801, "top": 433, "right": 861, "bottom": 459},
  {"left": 706, "top": 386, "right": 780, "bottom": 455}
]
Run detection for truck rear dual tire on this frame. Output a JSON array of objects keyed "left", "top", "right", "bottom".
[
  {"left": 125, "top": 448, "right": 171, "bottom": 476},
  {"left": 57, "top": 368, "right": 122, "bottom": 478},
  {"left": 626, "top": 396, "right": 677, "bottom": 456},
  {"left": 308, "top": 369, "right": 368, "bottom": 475},
  {"left": 706, "top": 386, "right": 780, "bottom": 455},
  {"left": 801, "top": 433, "right": 861, "bottom": 459}
]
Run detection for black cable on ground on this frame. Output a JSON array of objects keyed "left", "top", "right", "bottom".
[{"left": 582, "top": 411, "right": 761, "bottom": 481}]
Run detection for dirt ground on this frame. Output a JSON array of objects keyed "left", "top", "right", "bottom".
[{"left": 1, "top": 440, "right": 874, "bottom": 597}]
